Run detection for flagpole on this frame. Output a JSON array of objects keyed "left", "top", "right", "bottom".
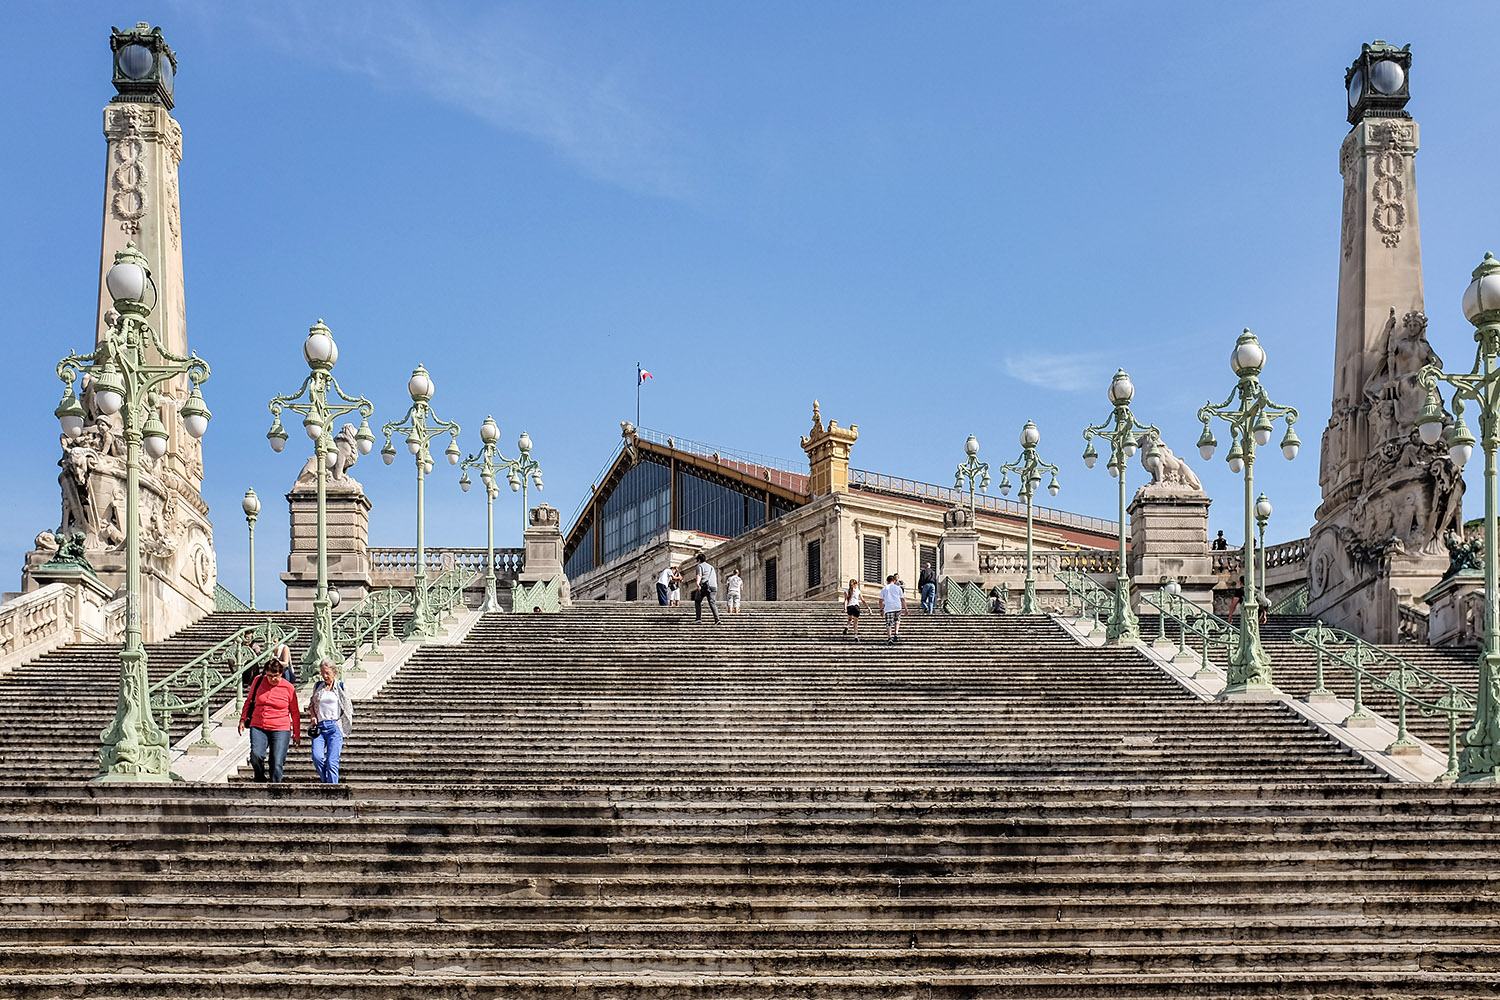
[{"left": 636, "top": 362, "right": 641, "bottom": 429}]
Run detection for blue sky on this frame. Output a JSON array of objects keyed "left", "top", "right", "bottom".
[{"left": 6, "top": 2, "right": 1500, "bottom": 604}]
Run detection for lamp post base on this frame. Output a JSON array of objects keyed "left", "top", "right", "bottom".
[
  {"left": 96, "top": 649, "right": 172, "bottom": 782},
  {"left": 480, "top": 577, "right": 502, "bottom": 614},
  {"left": 302, "top": 597, "right": 340, "bottom": 674},
  {"left": 1217, "top": 682, "right": 1283, "bottom": 702},
  {"left": 1021, "top": 578, "right": 1038, "bottom": 616},
  {"left": 1105, "top": 596, "right": 1140, "bottom": 645},
  {"left": 404, "top": 601, "right": 436, "bottom": 641}
]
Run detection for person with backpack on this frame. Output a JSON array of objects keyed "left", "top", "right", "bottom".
[
  {"left": 238, "top": 657, "right": 301, "bottom": 783},
  {"left": 306, "top": 659, "right": 354, "bottom": 784}
]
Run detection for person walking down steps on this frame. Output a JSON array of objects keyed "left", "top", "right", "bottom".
[
  {"left": 694, "top": 553, "right": 722, "bottom": 625},
  {"left": 239, "top": 657, "right": 301, "bottom": 783},
  {"left": 306, "top": 659, "right": 354, "bottom": 784},
  {"left": 880, "top": 573, "right": 906, "bottom": 645}
]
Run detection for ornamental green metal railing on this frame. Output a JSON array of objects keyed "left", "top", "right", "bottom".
[
  {"left": 427, "top": 567, "right": 478, "bottom": 621},
  {"left": 1054, "top": 570, "right": 1114, "bottom": 635},
  {"left": 1291, "top": 621, "right": 1475, "bottom": 782},
  {"left": 328, "top": 587, "right": 410, "bottom": 675},
  {"left": 147, "top": 618, "right": 301, "bottom": 754},
  {"left": 1143, "top": 589, "right": 1238, "bottom": 679}
]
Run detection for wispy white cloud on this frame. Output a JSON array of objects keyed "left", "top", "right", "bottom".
[
  {"left": 1002, "top": 351, "right": 1110, "bottom": 392},
  {"left": 206, "top": 1, "right": 695, "bottom": 201}
]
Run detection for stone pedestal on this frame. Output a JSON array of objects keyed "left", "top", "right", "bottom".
[
  {"left": 514, "top": 504, "right": 571, "bottom": 613},
  {"left": 1423, "top": 570, "right": 1484, "bottom": 648},
  {"left": 1128, "top": 484, "right": 1214, "bottom": 609},
  {"left": 938, "top": 506, "right": 982, "bottom": 585},
  {"left": 282, "top": 482, "right": 372, "bottom": 612}
]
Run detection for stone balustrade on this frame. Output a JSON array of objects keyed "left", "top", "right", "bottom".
[
  {"left": 1212, "top": 536, "right": 1311, "bottom": 574},
  {"left": 978, "top": 550, "right": 1122, "bottom": 576},
  {"left": 0, "top": 578, "right": 121, "bottom": 679},
  {"left": 368, "top": 547, "right": 525, "bottom": 609}
]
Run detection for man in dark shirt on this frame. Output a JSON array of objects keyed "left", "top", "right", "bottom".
[
  {"left": 918, "top": 563, "right": 937, "bottom": 614},
  {"left": 1211, "top": 530, "right": 1229, "bottom": 551}
]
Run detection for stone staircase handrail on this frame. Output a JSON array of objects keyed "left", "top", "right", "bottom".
[
  {"left": 1398, "top": 602, "right": 1431, "bottom": 644},
  {"left": 147, "top": 618, "right": 302, "bottom": 753},
  {"left": 1291, "top": 621, "right": 1474, "bottom": 781},
  {"left": 850, "top": 468, "right": 1118, "bottom": 536}
]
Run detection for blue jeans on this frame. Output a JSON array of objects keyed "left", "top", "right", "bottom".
[
  {"left": 656, "top": 582, "right": 670, "bottom": 606},
  {"left": 921, "top": 583, "right": 936, "bottom": 613},
  {"left": 249, "top": 727, "right": 291, "bottom": 782},
  {"left": 310, "top": 721, "right": 344, "bottom": 784}
]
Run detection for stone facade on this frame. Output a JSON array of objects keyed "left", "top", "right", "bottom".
[
  {"left": 1308, "top": 48, "right": 1462, "bottom": 643},
  {"left": 570, "top": 487, "right": 1108, "bottom": 608}
]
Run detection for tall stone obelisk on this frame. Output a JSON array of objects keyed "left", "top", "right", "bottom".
[
  {"left": 21, "top": 23, "right": 216, "bottom": 639},
  {"left": 1307, "top": 41, "right": 1462, "bottom": 642}
]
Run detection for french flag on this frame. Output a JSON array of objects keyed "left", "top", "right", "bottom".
[{"left": 638, "top": 367, "right": 653, "bottom": 385}]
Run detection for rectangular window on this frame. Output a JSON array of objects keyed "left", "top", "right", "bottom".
[
  {"left": 806, "top": 539, "right": 822, "bottom": 590},
  {"left": 765, "top": 557, "right": 778, "bottom": 601},
  {"left": 919, "top": 544, "right": 938, "bottom": 580},
  {"left": 625, "top": 581, "right": 638, "bottom": 601},
  {"left": 862, "top": 535, "right": 883, "bottom": 584}
]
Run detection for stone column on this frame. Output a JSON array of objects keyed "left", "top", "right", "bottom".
[
  {"left": 1308, "top": 42, "right": 1461, "bottom": 642},
  {"left": 20, "top": 25, "right": 214, "bottom": 641}
]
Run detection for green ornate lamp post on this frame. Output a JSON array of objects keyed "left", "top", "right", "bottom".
[
  {"left": 53, "top": 243, "right": 212, "bottom": 782},
  {"left": 461, "top": 421, "right": 545, "bottom": 612},
  {"left": 242, "top": 488, "right": 260, "bottom": 610},
  {"left": 1416, "top": 251, "right": 1500, "bottom": 781},
  {"left": 381, "top": 365, "right": 461, "bottom": 640},
  {"left": 503, "top": 431, "right": 545, "bottom": 533},
  {"left": 954, "top": 434, "right": 990, "bottom": 522},
  {"left": 265, "top": 320, "right": 375, "bottom": 671},
  {"left": 1082, "top": 370, "right": 1160, "bottom": 644},
  {"left": 459, "top": 416, "right": 506, "bottom": 613},
  {"left": 1254, "top": 492, "right": 1273, "bottom": 603},
  {"left": 1196, "top": 329, "right": 1300, "bottom": 697},
  {"left": 997, "top": 420, "right": 1060, "bottom": 615}
]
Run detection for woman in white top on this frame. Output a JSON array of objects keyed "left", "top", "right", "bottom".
[
  {"left": 306, "top": 659, "right": 354, "bottom": 784},
  {"left": 843, "top": 578, "right": 862, "bottom": 640}
]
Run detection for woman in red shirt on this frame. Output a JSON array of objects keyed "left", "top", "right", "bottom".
[{"left": 238, "top": 657, "right": 301, "bottom": 782}]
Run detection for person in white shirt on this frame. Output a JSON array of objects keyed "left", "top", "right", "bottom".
[
  {"left": 843, "top": 578, "right": 862, "bottom": 640},
  {"left": 879, "top": 574, "right": 906, "bottom": 645},
  {"left": 656, "top": 567, "right": 673, "bottom": 606},
  {"left": 726, "top": 570, "right": 743, "bottom": 613},
  {"left": 305, "top": 659, "right": 354, "bottom": 784}
]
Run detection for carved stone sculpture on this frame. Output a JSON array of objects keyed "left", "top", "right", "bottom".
[
  {"left": 295, "top": 423, "right": 364, "bottom": 491},
  {"left": 1139, "top": 433, "right": 1203, "bottom": 492}
]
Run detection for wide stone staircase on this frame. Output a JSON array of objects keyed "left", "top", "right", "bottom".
[
  {"left": 1, "top": 604, "right": 1499, "bottom": 997},
  {"left": 0, "top": 611, "right": 314, "bottom": 783}
]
